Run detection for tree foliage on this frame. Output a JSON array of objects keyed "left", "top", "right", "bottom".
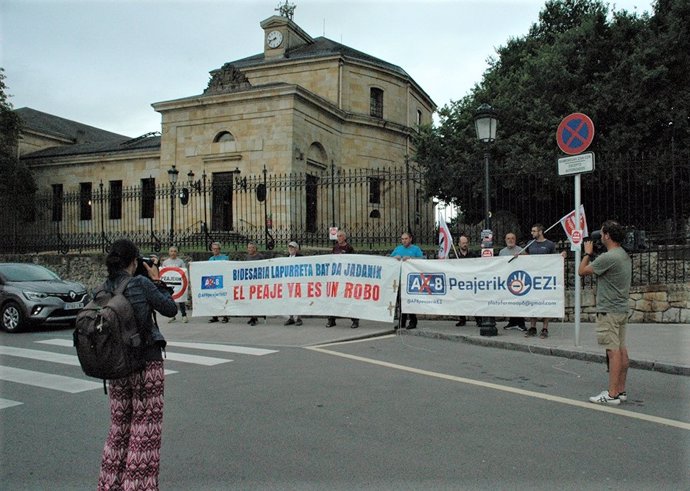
[
  {"left": 0, "top": 68, "right": 37, "bottom": 217},
  {"left": 414, "top": 0, "right": 689, "bottom": 228}
]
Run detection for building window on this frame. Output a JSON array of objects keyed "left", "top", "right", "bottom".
[
  {"left": 141, "top": 178, "right": 155, "bottom": 219},
  {"left": 370, "top": 88, "right": 383, "bottom": 119},
  {"left": 368, "top": 177, "right": 381, "bottom": 204},
  {"left": 52, "top": 184, "right": 63, "bottom": 222},
  {"left": 416, "top": 109, "right": 422, "bottom": 126},
  {"left": 109, "top": 180, "right": 122, "bottom": 220},
  {"left": 214, "top": 131, "right": 235, "bottom": 143},
  {"left": 79, "top": 182, "right": 92, "bottom": 221}
]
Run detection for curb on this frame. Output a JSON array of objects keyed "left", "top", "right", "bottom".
[{"left": 401, "top": 329, "right": 690, "bottom": 377}]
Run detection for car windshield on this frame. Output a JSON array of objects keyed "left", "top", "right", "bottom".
[{"left": 0, "top": 264, "right": 61, "bottom": 282}]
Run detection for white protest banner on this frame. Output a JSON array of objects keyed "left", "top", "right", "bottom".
[
  {"left": 159, "top": 266, "right": 188, "bottom": 302},
  {"left": 400, "top": 255, "right": 565, "bottom": 318},
  {"left": 189, "top": 254, "right": 400, "bottom": 323}
]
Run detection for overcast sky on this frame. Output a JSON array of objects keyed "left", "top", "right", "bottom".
[{"left": 2, "top": 0, "right": 653, "bottom": 138}]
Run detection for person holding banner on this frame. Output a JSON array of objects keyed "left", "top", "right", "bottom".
[
  {"left": 245, "top": 242, "right": 264, "bottom": 326},
  {"left": 284, "top": 241, "right": 304, "bottom": 326},
  {"left": 579, "top": 220, "right": 632, "bottom": 406},
  {"left": 208, "top": 242, "right": 229, "bottom": 324},
  {"left": 162, "top": 246, "right": 188, "bottom": 323},
  {"left": 327, "top": 230, "right": 360, "bottom": 329},
  {"left": 525, "top": 224, "right": 560, "bottom": 338},
  {"left": 499, "top": 233, "right": 526, "bottom": 331},
  {"left": 391, "top": 232, "right": 424, "bottom": 330},
  {"left": 452, "top": 234, "right": 477, "bottom": 327}
]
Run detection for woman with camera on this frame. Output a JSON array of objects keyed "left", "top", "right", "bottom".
[{"left": 98, "top": 239, "right": 177, "bottom": 491}]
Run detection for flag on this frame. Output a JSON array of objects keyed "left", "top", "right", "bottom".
[
  {"left": 438, "top": 217, "right": 453, "bottom": 259},
  {"left": 560, "top": 204, "right": 589, "bottom": 240}
]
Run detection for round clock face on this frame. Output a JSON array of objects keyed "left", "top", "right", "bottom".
[{"left": 267, "top": 30, "right": 283, "bottom": 48}]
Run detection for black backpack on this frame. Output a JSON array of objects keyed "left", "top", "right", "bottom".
[{"left": 73, "top": 277, "right": 147, "bottom": 389}]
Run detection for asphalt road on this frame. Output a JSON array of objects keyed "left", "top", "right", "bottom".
[{"left": 1, "top": 322, "right": 688, "bottom": 490}]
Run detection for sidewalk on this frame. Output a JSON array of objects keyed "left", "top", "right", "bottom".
[{"left": 403, "top": 319, "right": 690, "bottom": 376}]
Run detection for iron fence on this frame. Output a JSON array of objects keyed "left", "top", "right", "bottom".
[{"left": 1, "top": 154, "right": 688, "bottom": 285}]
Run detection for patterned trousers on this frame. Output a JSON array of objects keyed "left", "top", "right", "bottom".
[{"left": 98, "top": 361, "right": 165, "bottom": 491}]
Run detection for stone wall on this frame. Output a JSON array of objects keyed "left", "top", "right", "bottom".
[{"left": 2, "top": 253, "right": 688, "bottom": 324}]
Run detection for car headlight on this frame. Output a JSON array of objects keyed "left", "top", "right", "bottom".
[{"left": 23, "top": 291, "right": 48, "bottom": 301}]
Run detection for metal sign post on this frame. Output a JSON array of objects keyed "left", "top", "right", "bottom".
[{"left": 557, "top": 113, "right": 595, "bottom": 347}]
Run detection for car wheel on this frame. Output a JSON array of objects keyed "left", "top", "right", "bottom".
[{"left": 1, "top": 301, "right": 25, "bottom": 333}]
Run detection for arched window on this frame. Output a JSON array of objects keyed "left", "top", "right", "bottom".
[
  {"left": 370, "top": 88, "right": 383, "bottom": 119},
  {"left": 213, "top": 131, "right": 235, "bottom": 143}
]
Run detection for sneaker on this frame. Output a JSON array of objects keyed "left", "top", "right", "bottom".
[
  {"left": 503, "top": 323, "right": 518, "bottom": 330},
  {"left": 284, "top": 318, "right": 296, "bottom": 326},
  {"left": 168, "top": 317, "right": 176, "bottom": 324},
  {"left": 525, "top": 327, "right": 537, "bottom": 337},
  {"left": 325, "top": 319, "right": 336, "bottom": 328},
  {"left": 208, "top": 317, "right": 219, "bottom": 323},
  {"left": 182, "top": 316, "right": 188, "bottom": 323},
  {"left": 618, "top": 391, "right": 628, "bottom": 402},
  {"left": 539, "top": 328, "right": 549, "bottom": 339},
  {"left": 406, "top": 322, "right": 417, "bottom": 330},
  {"left": 351, "top": 320, "right": 359, "bottom": 329},
  {"left": 295, "top": 318, "right": 303, "bottom": 326},
  {"left": 248, "top": 317, "right": 258, "bottom": 326},
  {"left": 516, "top": 325, "right": 527, "bottom": 332},
  {"left": 589, "top": 390, "right": 621, "bottom": 405},
  {"left": 455, "top": 318, "right": 466, "bottom": 326},
  {"left": 221, "top": 317, "right": 229, "bottom": 323}
]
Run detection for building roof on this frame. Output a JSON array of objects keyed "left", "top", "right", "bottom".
[
  {"left": 21, "top": 134, "right": 161, "bottom": 160},
  {"left": 15, "top": 107, "right": 129, "bottom": 143},
  {"left": 230, "top": 36, "right": 411, "bottom": 79}
]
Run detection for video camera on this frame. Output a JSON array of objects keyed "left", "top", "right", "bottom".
[
  {"left": 586, "top": 228, "right": 647, "bottom": 253},
  {"left": 134, "top": 255, "right": 159, "bottom": 277}
]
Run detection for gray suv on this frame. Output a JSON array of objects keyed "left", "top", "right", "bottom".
[{"left": 0, "top": 263, "right": 89, "bottom": 333}]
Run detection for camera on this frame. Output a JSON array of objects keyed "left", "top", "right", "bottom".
[
  {"left": 134, "top": 255, "right": 158, "bottom": 277},
  {"left": 586, "top": 230, "right": 606, "bottom": 255}
]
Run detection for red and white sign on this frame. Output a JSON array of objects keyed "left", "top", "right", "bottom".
[
  {"left": 159, "top": 266, "right": 189, "bottom": 301},
  {"left": 560, "top": 205, "right": 589, "bottom": 240},
  {"left": 571, "top": 230, "right": 583, "bottom": 249},
  {"left": 481, "top": 248, "right": 494, "bottom": 257},
  {"left": 329, "top": 227, "right": 339, "bottom": 240}
]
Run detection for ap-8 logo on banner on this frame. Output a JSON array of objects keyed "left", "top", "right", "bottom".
[
  {"left": 201, "top": 275, "right": 224, "bottom": 290},
  {"left": 407, "top": 273, "right": 446, "bottom": 295}
]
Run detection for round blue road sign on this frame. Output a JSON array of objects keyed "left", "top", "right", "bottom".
[{"left": 557, "top": 113, "right": 595, "bottom": 155}]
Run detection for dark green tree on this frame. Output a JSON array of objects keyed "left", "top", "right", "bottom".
[
  {"left": 414, "top": 0, "right": 689, "bottom": 232},
  {"left": 0, "top": 68, "right": 37, "bottom": 228}
]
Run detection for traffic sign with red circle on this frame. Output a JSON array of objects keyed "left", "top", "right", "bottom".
[
  {"left": 571, "top": 230, "right": 583, "bottom": 246},
  {"left": 557, "top": 113, "right": 595, "bottom": 155}
]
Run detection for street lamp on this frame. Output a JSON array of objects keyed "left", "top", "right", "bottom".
[
  {"left": 167, "top": 164, "right": 179, "bottom": 245},
  {"left": 474, "top": 103, "right": 498, "bottom": 336}
]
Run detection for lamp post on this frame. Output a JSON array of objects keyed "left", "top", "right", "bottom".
[
  {"left": 167, "top": 164, "right": 179, "bottom": 245},
  {"left": 474, "top": 103, "right": 498, "bottom": 336}
]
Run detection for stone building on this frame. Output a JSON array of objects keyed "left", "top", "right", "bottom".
[{"left": 16, "top": 8, "right": 435, "bottom": 249}]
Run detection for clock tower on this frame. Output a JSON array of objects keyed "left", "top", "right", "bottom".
[{"left": 261, "top": 11, "right": 313, "bottom": 59}]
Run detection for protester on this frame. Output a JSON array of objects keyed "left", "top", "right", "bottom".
[
  {"left": 245, "top": 242, "right": 264, "bottom": 326},
  {"left": 284, "top": 241, "right": 303, "bottom": 326},
  {"left": 579, "top": 220, "right": 632, "bottom": 405},
  {"left": 97, "top": 239, "right": 177, "bottom": 491},
  {"left": 499, "top": 232, "right": 526, "bottom": 331},
  {"left": 453, "top": 234, "right": 477, "bottom": 327},
  {"left": 327, "top": 230, "right": 360, "bottom": 329},
  {"left": 525, "top": 223, "right": 561, "bottom": 338},
  {"left": 162, "top": 246, "right": 188, "bottom": 323},
  {"left": 391, "top": 232, "right": 424, "bottom": 329},
  {"left": 208, "top": 242, "right": 229, "bottom": 323}
]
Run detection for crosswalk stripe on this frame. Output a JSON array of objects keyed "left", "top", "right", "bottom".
[
  {"left": 165, "top": 352, "right": 232, "bottom": 365},
  {"left": 38, "top": 339, "right": 276, "bottom": 356},
  {"left": 166, "top": 341, "right": 278, "bottom": 356},
  {"left": 0, "top": 346, "right": 81, "bottom": 366},
  {"left": 0, "top": 366, "right": 102, "bottom": 393},
  {"left": 0, "top": 398, "right": 23, "bottom": 409}
]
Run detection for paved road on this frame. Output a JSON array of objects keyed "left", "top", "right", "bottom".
[{"left": 1, "top": 320, "right": 688, "bottom": 490}]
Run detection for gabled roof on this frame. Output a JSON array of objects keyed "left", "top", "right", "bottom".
[
  {"left": 15, "top": 107, "right": 129, "bottom": 143},
  {"left": 231, "top": 36, "right": 410, "bottom": 79}
]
